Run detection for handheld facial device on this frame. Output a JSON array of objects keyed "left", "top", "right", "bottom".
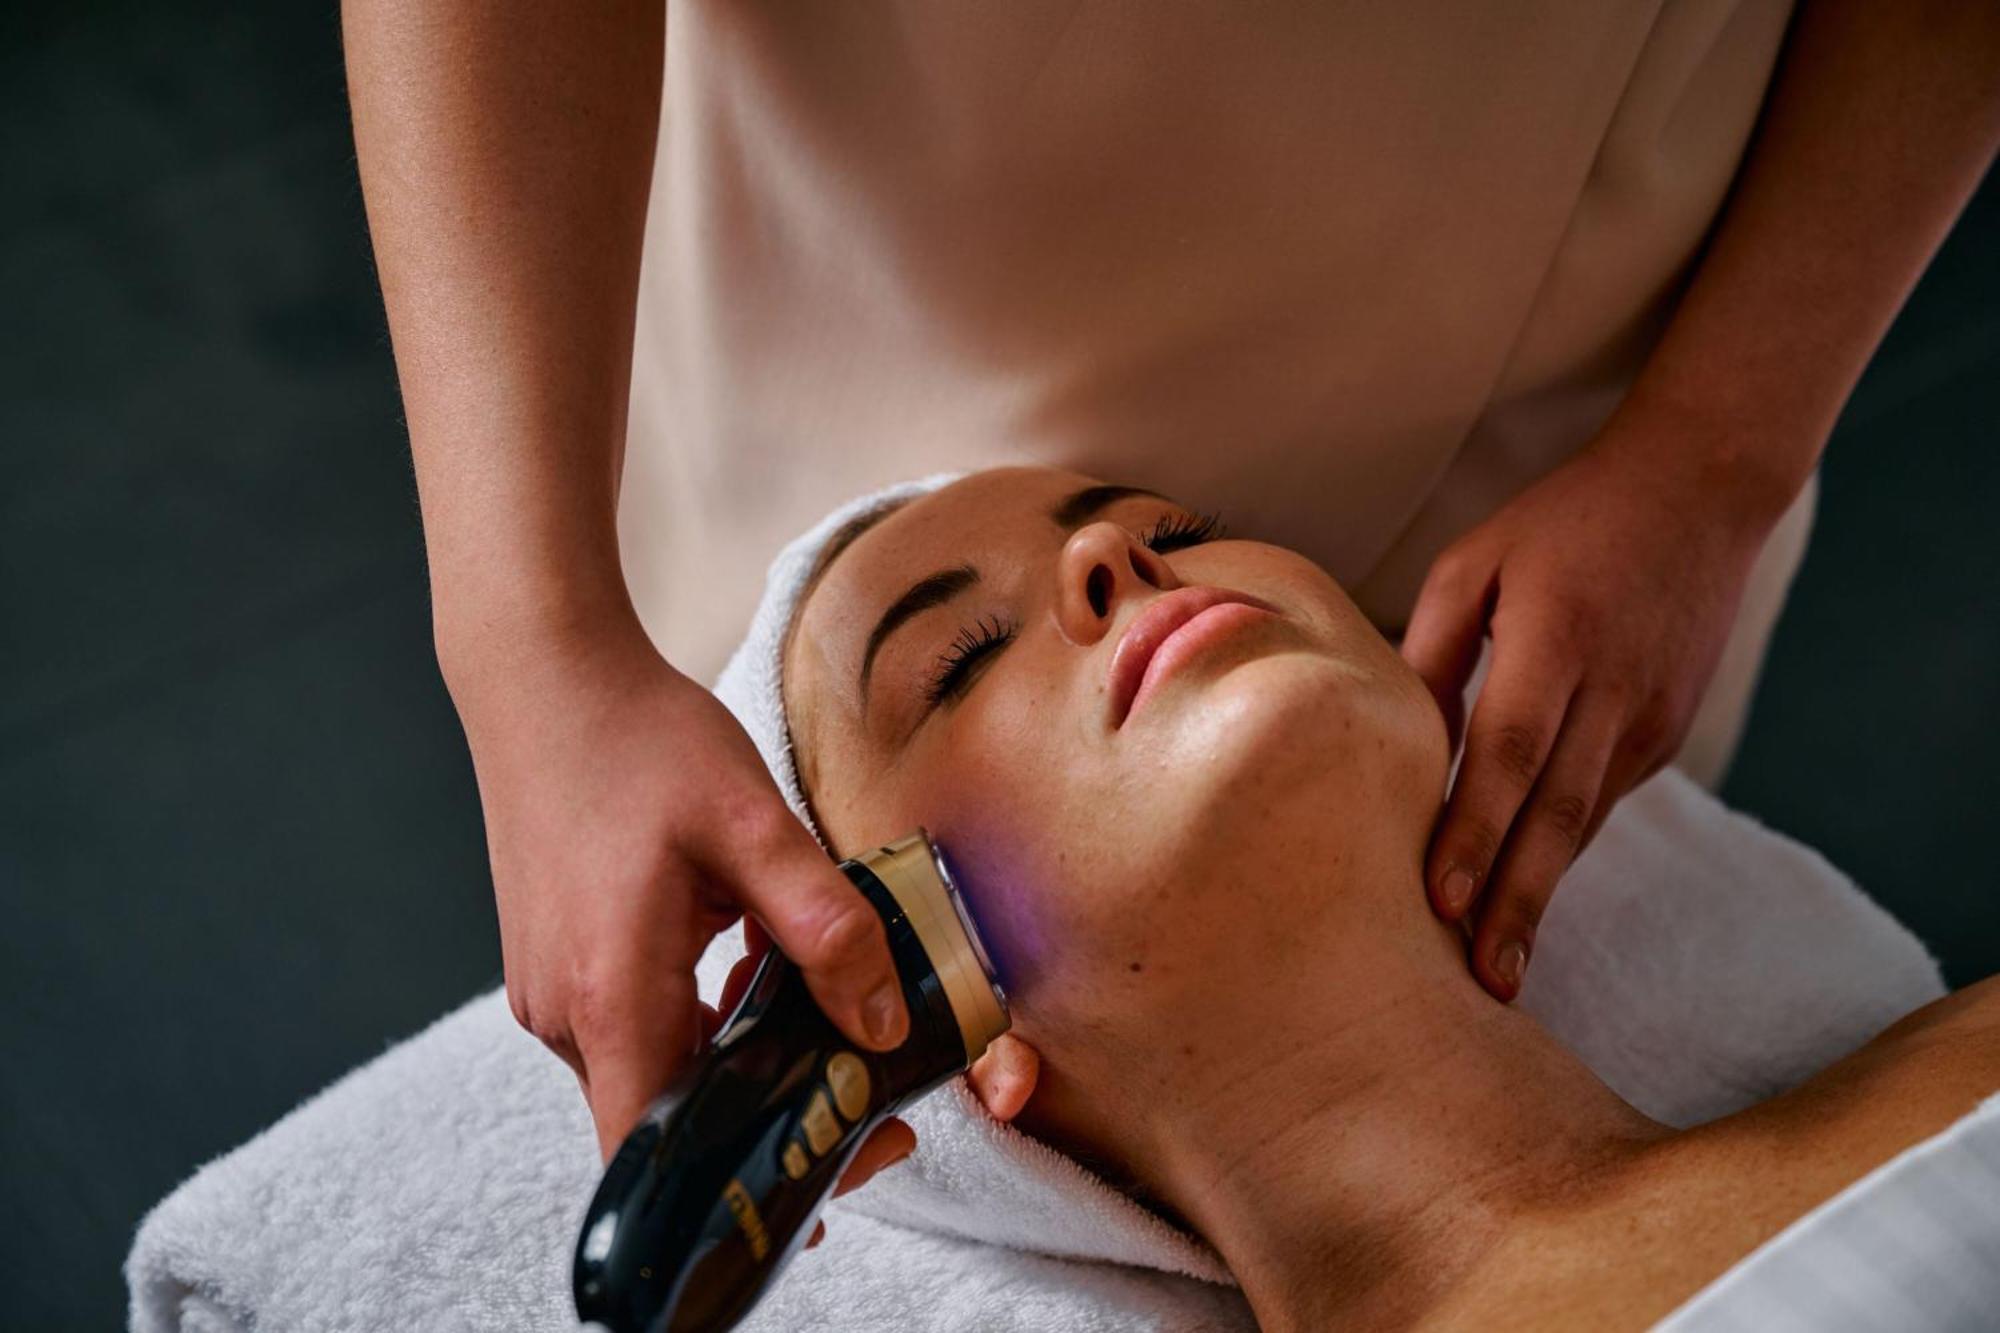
[{"left": 573, "top": 829, "right": 1010, "bottom": 1333}]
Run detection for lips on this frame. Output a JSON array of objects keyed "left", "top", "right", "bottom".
[{"left": 1106, "top": 585, "right": 1279, "bottom": 729}]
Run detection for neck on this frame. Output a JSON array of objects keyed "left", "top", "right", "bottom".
[{"left": 1132, "top": 865, "right": 1671, "bottom": 1331}]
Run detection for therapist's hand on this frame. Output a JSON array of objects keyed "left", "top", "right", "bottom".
[
  {"left": 1398, "top": 400, "right": 1790, "bottom": 1002},
  {"left": 446, "top": 613, "right": 912, "bottom": 1165}
]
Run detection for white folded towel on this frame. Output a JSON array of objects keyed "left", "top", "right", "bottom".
[{"left": 127, "top": 470, "right": 1948, "bottom": 1331}]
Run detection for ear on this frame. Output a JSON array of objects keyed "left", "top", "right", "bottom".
[{"left": 966, "top": 1033, "right": 1040, "bottom": 1122}]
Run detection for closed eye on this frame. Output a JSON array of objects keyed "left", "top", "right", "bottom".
[
  {"left": 922, "top": 612, "right": 1014, "bottom": 706},
  {"left": 919, "top": 508, "right": 1229, "bottom": 709},
  {"left": 1139, "top": 508, "right": 1227, "bottom": 552}
]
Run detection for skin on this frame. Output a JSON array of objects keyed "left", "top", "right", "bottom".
[{"left": 781, "top": 464, "right": 2000, "bottom": 1329}]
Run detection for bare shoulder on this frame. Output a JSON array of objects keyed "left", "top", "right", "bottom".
[
  {"left": 1878, "top": 971, "right": 2000, "bottom": 1045},
  {"left": 1622, "top": 974, "right": 2000, "bottom": 1317},
  {"left": 1434, "top": 976, "right": 2000, "bottom": 1332},
  {"left": 1790, "top": 971, "right": 2000, "bottom": 1133}
]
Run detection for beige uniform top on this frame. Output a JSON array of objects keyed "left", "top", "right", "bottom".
[{"left": 620, "top": 0, "right": 1818, "bottom": 787}]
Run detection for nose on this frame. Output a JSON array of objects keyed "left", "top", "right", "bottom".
[{"left": 1052, "top": 520, "right": 1181, "bottom": 645}]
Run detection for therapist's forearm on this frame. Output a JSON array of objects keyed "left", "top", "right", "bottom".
[
  {"left": 341, "top": 0, "right": 664, "bottom": 689},
  {"left": 1617, "top": 0, "right": 2000, "bottom": 527}
]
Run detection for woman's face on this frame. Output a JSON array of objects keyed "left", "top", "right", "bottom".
[{"left": 783, "top": 466, "right": 1451, "bottom": 1087}]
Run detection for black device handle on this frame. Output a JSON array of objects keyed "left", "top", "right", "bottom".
[{"left": 574, "top": 859, "right": 966, "bottom": 1333}]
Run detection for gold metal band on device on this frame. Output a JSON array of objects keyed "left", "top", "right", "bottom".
[{"left": 857, "top": 831, "right": 1010, "bottom": 1066}]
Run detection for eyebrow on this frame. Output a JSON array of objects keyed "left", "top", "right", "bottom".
[{"left": 857, "top": 483, "right": 1170, "bottom": 710}]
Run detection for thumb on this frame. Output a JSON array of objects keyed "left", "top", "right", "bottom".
[
  {"left": 1399, "top": 550, "right": 1495, "bottom": 753},
  {"left": 721, "top": 809, "right": 911, "bottom": 1056}
]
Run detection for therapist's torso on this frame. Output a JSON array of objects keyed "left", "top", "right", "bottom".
[{"left": 620, "top": 0, "right": 1800, "bottom": 688}]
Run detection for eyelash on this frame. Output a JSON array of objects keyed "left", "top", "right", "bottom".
[{"left": 919, "top": 508, "right": 1230, "bottom": 706}]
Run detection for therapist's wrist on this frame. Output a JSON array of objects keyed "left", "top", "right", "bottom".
[
  {"left": 430, "top": 552, "right": 650, "bottom": 712},
  {"left": 1593, "top": 381, "right": 1822, "bottom": 542}
]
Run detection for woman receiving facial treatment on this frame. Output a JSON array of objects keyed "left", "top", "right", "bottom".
[{"left": 767, "top": 463, "right": 2000, "bottom": 1331}]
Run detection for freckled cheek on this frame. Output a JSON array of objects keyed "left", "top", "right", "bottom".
[
  {"left": 924, "top": 806, "right": 1109, "bottom": 1020},
  {"left": 945, "top": 689, "right": 1120, "bottom": 859},
  {"left": 907, "top": 736, "right": 1098, "bottom": 984}
]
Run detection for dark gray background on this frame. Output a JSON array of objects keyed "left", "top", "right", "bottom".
[{"left": 3, "top": 7, "right": 1994, "bottom": 1329}]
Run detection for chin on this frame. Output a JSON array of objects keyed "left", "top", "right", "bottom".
[
  {"left": 1143, "top": 643, "right": 1375, "bottom": 774},
  {"left": 1099, "top": 647, "right": 1383, "bottom": 876}
]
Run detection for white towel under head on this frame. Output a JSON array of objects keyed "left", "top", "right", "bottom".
[{"left": 128, "top": 469, "right": 1950, "bottom": 1331}]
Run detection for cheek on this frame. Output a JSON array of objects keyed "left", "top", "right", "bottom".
[
  {"left": 889, "top": 681, "right": 1155, "bottom": 1012},
  {"left": 927, "top": 809, "right": 1155, "bottom": 1077}
]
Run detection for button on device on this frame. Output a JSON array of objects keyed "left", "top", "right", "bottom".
[
  {"left": 802, "top": 1090, "right": 840, "bottom": 1155},
  {"left": 826, "top": 1052, "right": 871, "bottom": 1122},
  {"left": 782, "top": 1141, "right": 810, "bottom": 1181}
]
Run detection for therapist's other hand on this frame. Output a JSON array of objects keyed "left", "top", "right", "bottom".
[
  {"left": 1398, "top": 405, "right": 1784, "bottom": 1002},
  {"left": 447, "top": 615, "right": 911, "bottom": 1163}
]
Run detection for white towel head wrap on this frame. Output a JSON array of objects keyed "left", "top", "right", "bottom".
[{"left": 711, "top": 468, "right": 969, "bottom": 851}]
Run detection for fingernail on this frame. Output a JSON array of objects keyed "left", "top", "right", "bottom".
[
  {"left": 865, "top": 983, "right": 905, "bottom": 1048},
  {"left": 1493, "top": 939, "right": 1528, "bottom": 991},
  {"left": 1439, "top": 866, "right": 1475, "bottom": 916}
]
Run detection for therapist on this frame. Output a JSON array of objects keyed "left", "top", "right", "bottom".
[{"left": 340, "top": 0, "right": 2000, "bottom": 1164}]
